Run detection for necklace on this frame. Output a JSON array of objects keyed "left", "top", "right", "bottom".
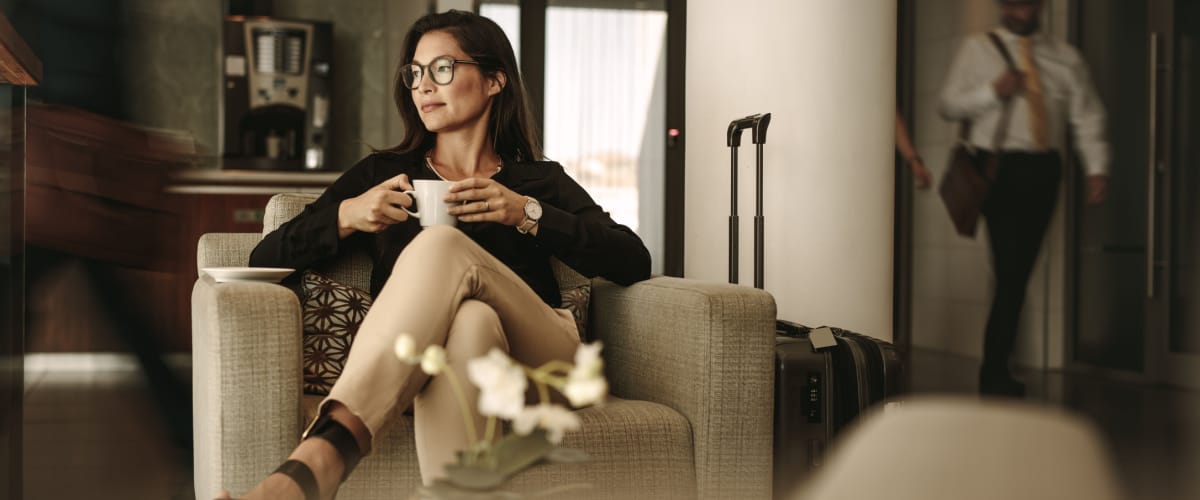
[{"left": 425, "top": 150, "right": 503, "bottom": 180}]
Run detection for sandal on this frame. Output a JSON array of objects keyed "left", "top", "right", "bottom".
[
  {"left": 301, "top": 411, "right": 364, "bottom": 483},
  {"left": 215, "top": 460, "right": 322, "bottom": 500},
  {"left": 225, "top": 412, "right": 364, "bottom": 500},
  {"left": 271, "top": 459, "right": 320, "bottom": 500}
]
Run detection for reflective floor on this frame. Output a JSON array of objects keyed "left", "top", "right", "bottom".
[
  {"left": 907, "top": 349, "right": 1200, "bottom": 500},
  {"left": 19, "top": 349, "right": 1200, "bottom": 500},
  {"left": 22, "top": 355, "right": 193, "bottom": 500}
]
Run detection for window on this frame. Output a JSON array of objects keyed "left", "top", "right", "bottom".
[{"left": 481, "top": 0, "right": 670, "bottom": 274}]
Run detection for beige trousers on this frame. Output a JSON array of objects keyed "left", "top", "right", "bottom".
[{"left": 319, "top": 225, "right": 581, "bottom": 483}]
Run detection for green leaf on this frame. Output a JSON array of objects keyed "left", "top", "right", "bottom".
[
  {"left": 444, "top": 430, "right": 555, "bottom": 490},
  {"left": 544, "top": 447, "right": 590, "bottom": 464}
]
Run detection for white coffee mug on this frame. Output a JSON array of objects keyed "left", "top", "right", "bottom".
[{"left": 402, "top": 180, "right": 457, "bottom": 227}]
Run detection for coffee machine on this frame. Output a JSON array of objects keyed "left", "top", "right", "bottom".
[{"left": 221, "top": 16, "right": 332, "bottom": 170}]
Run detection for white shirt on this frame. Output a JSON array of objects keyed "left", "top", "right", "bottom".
[{"left": 938, "top": 28, "right": 1110, "bottom": 176}]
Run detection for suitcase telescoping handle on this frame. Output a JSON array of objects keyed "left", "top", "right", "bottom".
[{"left": 726, "top": 113, "right": 772, "bottom": 288}]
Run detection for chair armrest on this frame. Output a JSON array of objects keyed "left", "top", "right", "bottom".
[
  {"left": 196, "top": 233, "right": 261, "bottom": 275},
  {"left": 591, "top": 276, "right": 776, "bottom": 500},
  {"left": 191, "top": 274, "right": 304, "bottom": 500}
]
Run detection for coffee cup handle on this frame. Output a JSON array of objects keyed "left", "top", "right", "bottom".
[{"left": 401, "top": 190, "right": 420, "bottom": 218}]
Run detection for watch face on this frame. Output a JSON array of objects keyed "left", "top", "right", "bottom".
[{"left": 525, "top": 199, "right": 543, "bottom": 219}]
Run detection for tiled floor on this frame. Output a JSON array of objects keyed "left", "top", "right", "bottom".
[{"left": 18, "top": 349, "right": 1200, "bottom": 500}]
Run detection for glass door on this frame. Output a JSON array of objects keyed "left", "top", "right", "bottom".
[
  {"left": 1072, "top": 0, "right": 1200, "bottom": 389},
  {"left": 1072, "top": 0, "right": 1149, "bottom": 374},
  {"left": 1164, "top": 0, "right": 1200, "bottom": 387}
]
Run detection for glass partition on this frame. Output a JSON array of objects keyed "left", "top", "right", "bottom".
[
  {"left": 0, "top": 7, "right": 37, "bottom": 495},
  {"left": 0, "top": 73, "right": 27, "bottom": 500},
  {"left": 479, "top": 0, "right": 670, "bottom": 275},
  {"left": 543, "top": 1, "right": 667, "bottom": 274}
]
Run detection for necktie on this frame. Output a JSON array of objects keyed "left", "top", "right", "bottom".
[{"left": 1019, "top": 37, "right": 1049, "bottom": 149}]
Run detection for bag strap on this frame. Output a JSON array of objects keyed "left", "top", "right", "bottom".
[
  {"left": 958, "top": 31, "right": 1020, "bottom": 151},
  {"left": 987, "top": 31, "right": 1017, "bottom": 69}
]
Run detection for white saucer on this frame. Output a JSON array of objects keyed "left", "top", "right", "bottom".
[{"left": 203, "top": 267, "right": 295, "bottom": 283}]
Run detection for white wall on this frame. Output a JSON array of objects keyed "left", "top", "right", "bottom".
[
  {"left": 438, "top": 0, "right": 472, "bottom": 12},
  {"left": 910, "top": 0, "right": 1071, "bottom": 368},
  {"left": 686, "top": 0, "right": 897, "bottom": 340}
]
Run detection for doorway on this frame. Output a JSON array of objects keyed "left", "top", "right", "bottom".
[{"left": 1070, "top": 0, "right": 1200, "bottom": 389}]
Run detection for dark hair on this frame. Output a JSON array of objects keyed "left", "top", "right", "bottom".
[{"left": 388, "top": 10, "right": 541, "bottom": 161}]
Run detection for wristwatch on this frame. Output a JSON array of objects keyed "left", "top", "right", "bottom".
[{"left": 516, "top": 197, "right": 542, "bottom": 234}]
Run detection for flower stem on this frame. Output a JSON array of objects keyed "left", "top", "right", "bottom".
[
  {"left": 522, "top": 365, "right": 555, "bottom": 403},
  {"left": 484, "top": 415, "right": 497, "bottom": 444},
  {"left": 537, "top": 360, "right": 576, "bottom": 376},
  {"left": 525, "top": 365, "right": 569, "bottom": 394},
  {"left": 442, "top": 370, "right": 479, "bottom": 446}
]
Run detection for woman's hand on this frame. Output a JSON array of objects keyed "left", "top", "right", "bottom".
[
  {"left": 445, "top": 177, "right": 526, "bottom": 226},
  {"left": 337, "top": 174, "right": 414, "bottom": 238}
]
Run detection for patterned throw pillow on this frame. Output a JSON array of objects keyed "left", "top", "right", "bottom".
[
  {"left": 300, "top": 271, "right": 373, "bottom": 395},
  {"left": 560, "top": 284, "right": 591, "bottom": 341}
]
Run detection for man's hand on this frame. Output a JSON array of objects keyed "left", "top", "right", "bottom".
[
  {"left": 1086, "top": 175, "right": 1108, "bottom": 205},
  {"left": 908, "top": 156, "right": 933, "bottom": 190},
  {"left": 992, "top": 69, "right": 1025, "bottom": 100}
]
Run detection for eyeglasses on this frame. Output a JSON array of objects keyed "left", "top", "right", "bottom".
[{"left": 400, "top": 56, "right": 480, "bottom": 89}]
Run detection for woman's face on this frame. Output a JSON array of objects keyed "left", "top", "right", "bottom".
[{"left": 410, "top": 30, "right": 502, "bottom": 135}]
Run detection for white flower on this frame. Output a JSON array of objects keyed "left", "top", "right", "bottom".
[
  {"left": 513, "top": 403, "right": 581, "bottom": 444},
  {"left": 420, "top": 344, "right": 447, "bottom": 375},
  {"left": 564, "top": 376, "right": 608, "bottom": 407},
  {"left": 572, "top": 342, "right": 604, "bottom": 378},
  {"left": 563, "top": 342, "right": 608, "bottom": 407},
  {"left": 394, "top": 333, "right": 417, "bottom": 361},
  {"left": 467, "top": 348, "right": 528, "bottom": 419}
]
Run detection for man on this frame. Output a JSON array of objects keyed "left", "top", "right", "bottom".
[{"left": 939, "top": 0, "right": 1109, "bottom": 396}]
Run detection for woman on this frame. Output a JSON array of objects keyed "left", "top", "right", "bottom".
[{"left": 226, "top": 10, "right": 651, "bottom": 500}]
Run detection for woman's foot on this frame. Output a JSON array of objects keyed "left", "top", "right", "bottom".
[
  {"left": 217, "top": 405, "right": 370, "bottom": 500},
  {"left": 217, "top": 437, "right": 345, "bottom": 500}
]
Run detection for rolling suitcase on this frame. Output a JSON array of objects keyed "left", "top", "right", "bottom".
[
  {"left": 724, "top": 114, "right": 904, "bottom": 498},
  {"left": 773, "top": 325, "right": 903, "bottom": 496}
]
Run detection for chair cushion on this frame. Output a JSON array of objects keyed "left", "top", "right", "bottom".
[{"left": 301, "top": 270, "right": 372, "bottom": 395}]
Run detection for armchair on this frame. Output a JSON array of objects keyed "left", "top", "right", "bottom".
[{"left": 192, "top": 193, "right": 777, "bottom": 500}]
